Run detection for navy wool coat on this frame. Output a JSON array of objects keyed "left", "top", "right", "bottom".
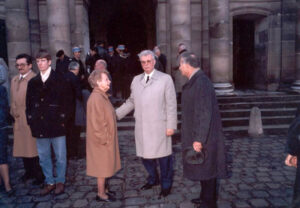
[
  {"left": 26, "top": 70, "right": 72, "bottom": 138},
  {"left": 181, "top": 70, "right": 227, "bottom": 180}
]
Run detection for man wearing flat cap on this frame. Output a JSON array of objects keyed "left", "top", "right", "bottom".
[
  {"left": 179, "top": 51, "right": 227, "bottom": 208},
  {"left": 71, "top": 47, "right": 88, "bottom": 89}
]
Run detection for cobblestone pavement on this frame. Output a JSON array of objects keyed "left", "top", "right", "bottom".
[{"left": 0, "top": 131, "right": 296, "bottom": 208}]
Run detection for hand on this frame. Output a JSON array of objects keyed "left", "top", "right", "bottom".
[
  {"left": 285, "top": 154, "right": 297, "bottom": 167},
  {"left": 193, "top": 141, "right": 203, "bottom": 152},
  {"left": 166, "top": 129, "right": 174, "bottom": 136}
]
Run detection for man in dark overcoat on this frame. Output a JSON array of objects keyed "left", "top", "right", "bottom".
[
  {"left": 26, "top": 49, "right": 72, "bottom": 196},
  {"left": 179, "top": 52, "right": 227, "bottom": 208},
  {"left": 285, "top": 115, "right": 300, "bottom": 208}
]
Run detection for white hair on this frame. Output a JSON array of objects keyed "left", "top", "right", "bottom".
[{"left": 138, "top": 50, "right": 155, "bottom": 60}]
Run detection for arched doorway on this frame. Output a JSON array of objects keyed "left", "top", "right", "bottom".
[
  {"left": 233, "top": 14, "right": 267, "bottom": 90},
  {"left": 89, "top": 0, "right": 156, "bottom": 56}
]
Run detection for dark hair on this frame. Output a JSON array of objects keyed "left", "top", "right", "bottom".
[
  {"left": 16, "top": 53, "right": 33, "bottom": 65},
  {"left": 90, "top": 46, "right": 98, "bottom": 52},
  {"left": 35, "top": 49, "right": 52, "bottom": 60},
  {"left": 56, "top": 50, "right": 64, "bottom": 58},
  {"left": 180, "top": 52, "right": 200, "bottom": 68}
]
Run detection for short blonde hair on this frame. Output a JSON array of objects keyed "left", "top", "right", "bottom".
[{"left": 88, "top": 69, "right": 109, "bottom": 88}]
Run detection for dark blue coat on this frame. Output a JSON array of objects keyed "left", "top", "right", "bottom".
[
  {"left": 286, "top": 116, "right": 300, "bottom": 156},
  {"left": 0, "top": 85, "right": 9, "bottom": 129},
  {"left": 26, "top": 70, "right": 72, "bottom": 138},
  {"left": 181, "top": 70, "right": 227, "bottom": 180}
]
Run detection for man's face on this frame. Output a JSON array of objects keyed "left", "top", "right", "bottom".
[
  {"left": 73, "top": 51, "right": 81, "bottom": 59},
  {"left": 16, "top": 58, "right": 32, "bottom": 75},
  {"left": 36, "top": 58, "right": 51, "bottom": 73},
  {"left": 140, "top": 55, "right": 155, "bottom": 74},
  {"left": 59, "top": 54, "right": 64, "bottom": 61},
  {"left": 179, "top": 58, "right": 188, "bottom": 77}
]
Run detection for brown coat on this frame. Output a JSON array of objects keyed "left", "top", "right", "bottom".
[
  {"left": 86, "top": 88, "right": 121, "bottom": 177},
  {"left": 10, "top": 71, "right": 38, "bottom": 157}
]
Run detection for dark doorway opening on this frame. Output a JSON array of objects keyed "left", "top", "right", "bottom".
[
  {"left": 89, "top": 0, "right": 156, "bottom": 56},
  {"left": 233, "top": 18, "right": 255, "bottom": 89},
  {"left": 107, "top": 10, "right": 147, "bottom": 56},
  {"left": 0, "top": 19, "right": 8, "bottom": 64}
]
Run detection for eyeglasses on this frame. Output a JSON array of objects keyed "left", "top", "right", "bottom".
[
  {"left": 141, "top": 60, "right": 152, "bottom": 65},
  {"left": 15, "top": 63, "right": 28, "bottom": 68}
]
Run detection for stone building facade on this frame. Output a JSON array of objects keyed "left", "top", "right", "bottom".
[{"left": 0, "top": 0, "right": 300, "bottom": 93}]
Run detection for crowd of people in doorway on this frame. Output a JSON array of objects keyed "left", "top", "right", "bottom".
[{"left": 0, "top": 41, "right": 299, "bottom": 208}]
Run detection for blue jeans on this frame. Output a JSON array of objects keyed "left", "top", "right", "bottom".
[
  {"left": 142, "top": 155, "right": 173, "bottom": 189},
  {"left": 36, "top": 136, "right": 66, "bottom": 184}
]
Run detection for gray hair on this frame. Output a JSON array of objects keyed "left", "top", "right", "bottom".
[
  {"left": 138, "top": 50, "right": 155, "bottom": 60},
  {"left": 180, "top": 52, "right": 200, "bottom": 68},
  {"left": 68, "top": 61, "right": 80, "bottom": 71},
  {"left": 95, "top": 59, "right": 107, "bottom": 69}
]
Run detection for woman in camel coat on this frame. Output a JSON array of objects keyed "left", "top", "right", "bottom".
[{"left": 86, "top": 69, "right": 121, "bottom": 202}]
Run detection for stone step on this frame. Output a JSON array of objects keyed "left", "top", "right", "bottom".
[
  {"left": 119, "top": 108, "right": 297, "bottom": 122},
  {"left": 217, "top": 94, "right": 300, "bottom": 103},
  {"left": 116, "top": 115, "right": 295, "bottom": 130}
]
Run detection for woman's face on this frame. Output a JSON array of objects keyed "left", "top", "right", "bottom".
[{"left": 96, "top": 73, "right": 111, "bottom": 92}]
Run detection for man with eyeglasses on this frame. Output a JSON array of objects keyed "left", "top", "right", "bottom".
[
  {"left": 10, "top": 54, "right": 45, "bottom": 185},
  {"left": 116, "top": 50, "right": 177, "bottom": 197},
  {"left": 26, "top": 49, "right": 72, "bottom": 196}
]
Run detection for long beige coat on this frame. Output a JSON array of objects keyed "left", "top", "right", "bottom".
[
  {"left": 10, "top": 71, "right": 38, "bottom": 157},
  {"left": 86, "top": 88, "right": 121, "bottom": 178},
  {"left": 116, "top": 70, "right": 177, "bottom": 159}
]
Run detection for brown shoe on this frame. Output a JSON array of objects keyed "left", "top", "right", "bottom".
[
  {"left": 40, "top": 184, "right": 55, "bottom": 196},
  {"left": 54, "top": 183, "right": 64, "bottom": 195}
]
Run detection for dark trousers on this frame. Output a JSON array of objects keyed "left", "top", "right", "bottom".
[
  {"left": 142, "top": 155, "right": 173, "bottom": 190},
  {"left": 66, "top": 118, "right": 81, "bottom": 158},
  {"left": 200, "top": 178, "right": 217, "bottom": 208},
  {"left": 23, "top": 157, "right": 44, "bottom": 182}
]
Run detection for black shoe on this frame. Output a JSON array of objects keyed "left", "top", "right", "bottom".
[
  {"left": 20, "top": 174, "right": 32, "bottom": 182},
  {"left": 191, "top": 197, "right": 202, "bottom": 204},
  {"left": 96, "top": 194, "right": 116, "bottom": 202},
  {"left": 140, "top": 182, "right": 159, "bottom": 190},
  {"left": 32, "top": 179, "right": 44, "bottom": 186},
  {"left": 159, "top": 188, "right": 171, "bottom": 197},
  {"left": 6, "top": 189, "right": 15, "bottom": 197}
]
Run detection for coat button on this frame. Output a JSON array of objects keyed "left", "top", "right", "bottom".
[
  {"left": 41, "top": 98, "right": 44, "bottom": 102},
  {"left": 40, "top": 134, "right": 43, "bottom": 137},
  {"left": 41, "top": 116, "right": 44, "bottom": 120}
]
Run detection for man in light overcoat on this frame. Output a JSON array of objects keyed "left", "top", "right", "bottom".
[
  {"left": 179, "top": 52, "right": 227, "bottom": 208},
  {"left": 116, "top": 50, "right": 177, "bottom": 197},
  {"left": 10, "top": 54, "right": 44, "bottom": 185}
]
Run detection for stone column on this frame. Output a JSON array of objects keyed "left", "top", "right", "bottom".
[
  {"left": 201, "top": 0, "right": 210, "bottom": 75},
  {"left": 209, "top": 0, "right": 233, "bottom": 94},
  {"left": 28, "top": 0, "right": 40, "bottom": 56},
  {"left": 170, "top": 0, "right": 191, "bottom": 93},
  {"left": 38, "top": 0, "right": 49, "bottom": 50},
  {"left": 156, "top": 0, "right": 171, "bottom": 74},
  {"left": 73, "top": 0, "right": 90, "bottom": 60},
  {"left": 292, "top": 1, "right": 300, "bottom": 91},
  {"left": 47, "top": 0, "right": 71, "bottom": 61},
  {"left": 5, "top": 0, "right": 31, "bottom": 77}
]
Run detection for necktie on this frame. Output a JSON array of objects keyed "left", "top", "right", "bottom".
[{"left": 146, "top": 76, "right": 150, "bottom": 83}]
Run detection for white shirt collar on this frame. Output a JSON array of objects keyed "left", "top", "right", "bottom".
[
  {"left": 41, "top": 67, "right": 51, "bottom": 83},
  {"left": 19, "top": 70, "right": 32, "bottom": 80},
  {"left": 144, "top": 69, "right": 155, "bottom": 81}
]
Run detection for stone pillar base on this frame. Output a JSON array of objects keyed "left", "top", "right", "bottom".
[
  {"left": 214, "top": 83, "right": 234, "bottom": 95},
  {"left": 291, "top": 80, "right": 300, "bottom": 92}
]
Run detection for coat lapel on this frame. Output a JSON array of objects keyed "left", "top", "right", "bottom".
[{"left": 183, "top": 70, "right": 202, "bottom": 90}]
